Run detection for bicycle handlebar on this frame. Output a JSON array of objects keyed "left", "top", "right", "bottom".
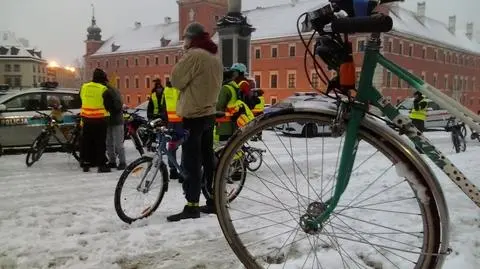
[
  {"left": 307, "top": 0, "right": 400, "bottom": 34},
  {"left": 331, "top": 13, "right": 393, "bottom": 33}
]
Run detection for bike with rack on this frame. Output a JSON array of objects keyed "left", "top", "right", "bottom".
[
  {"left": 26, "top": 110, "right": 81, "bottom": 167},
  {"left": 213, "top": 1, "right": 480, "bottom": 268}
]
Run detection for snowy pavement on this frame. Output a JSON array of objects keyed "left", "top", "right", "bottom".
[{"left": 0, "top": 131, "right": 479, "bottom": 269}]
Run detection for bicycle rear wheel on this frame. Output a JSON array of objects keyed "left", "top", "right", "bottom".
[
  {"left": 26, "top": 132, "right": 50, "bottom": 167},
  {"left": 246, "top": 149, "right": 263, "bottom": 172},
  {"left": 114, "top": 156, "right": 168, "bottom": 224},
  {"left": 214, "top": 111, "right": 447, "bottom": 269},
  {"left": 451, "top": 130, "right": 465, "bottom": 153},
  {"left": 202, "top": 148, "right": 247, "bottom": 203},
  {"left": 71, "top": 130, "right": 82, "bottom": 162}
]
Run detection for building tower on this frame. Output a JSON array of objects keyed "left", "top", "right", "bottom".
[
  {"left": 85, "top": 4, "right": 103, "bottom": 56},
  {"left": 177, "top": 0, "right": 228, "bottom": 40},
  {"left": 84, "top": 4, "right": 104, "bottom": 80}
]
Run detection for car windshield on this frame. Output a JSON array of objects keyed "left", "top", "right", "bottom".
[
  {"left": 136, "top": 101, "right": 148, "bottom": 110},
  {"left": 397, "top": 98, "right": 414, "bottom": 110}
]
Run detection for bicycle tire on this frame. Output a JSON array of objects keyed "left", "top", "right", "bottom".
[
  {"left": 131, "top": 133, "right": 145, "bottom": 156},
  {"left": 214, "top": 111, "right": 446, "bottom": 269},
  {"left": 114, "top": 156, "right": 168, "bottom": 224},
  {"left": 245, "top": 149, "right": 263, "bottom": 172},
  {"left": 26, "top": 132, "right": 50, "bottom": 167},
  {"left": 459, "top": 133, "right": 467, "bottom": 152},
  {"left": 451, "top": 130, "right": 461, "bottom": 153},
  {"left": 461, "top": 125, "right": 467, "bottom": 138},
  {"left": 71, "top": 130, "right": 81, "bottom": 162},
  {"left": 201, "top": 152, "right": 247, "bottom": 203}
]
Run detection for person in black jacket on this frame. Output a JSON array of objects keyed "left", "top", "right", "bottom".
[
  {"left": 104, "top": 83, "right": 126, "bottom": 170},
  {"left": 147, "top": 79, "right": 164, "bottom": 120}
]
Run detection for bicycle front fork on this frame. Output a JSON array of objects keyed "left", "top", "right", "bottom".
[{"left": 300, "top": 105, "right": 363, "bottom": 234}]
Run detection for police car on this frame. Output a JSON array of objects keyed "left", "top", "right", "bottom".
[
  {"left": 396, "top": 98, "right": 451, "bottom": 130},
  {"left": 0, "top": 83, "right": 81, "bottom": 150}
]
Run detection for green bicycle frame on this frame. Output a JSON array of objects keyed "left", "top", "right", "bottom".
[{"left": 315, "top": 33, "right": 480, "bottom": 227}]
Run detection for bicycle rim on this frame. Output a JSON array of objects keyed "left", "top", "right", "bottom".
[
  {"left": 451, "top": 132, "right": 460, "bottom": 153},
  {"left": 26, "top": 133, "right": 49, "bottom": 167},
  {"left": 71, "top": 131, "right": 81, "bottom": 162},
  {"left": 246, "top": 150, "right": 263, "bottom": 172},
  {"left": 114, "top": 156, "right": 168, "bottom": 224},
  {"left": 202, "top": 157, "right": 247, "bottom": 203},
  {"left": 214, "top": 112, "right": 444, "bottom": 269}
]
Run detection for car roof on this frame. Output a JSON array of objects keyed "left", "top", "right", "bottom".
[{"left": 0, "top": 87, "right": 79, "bottom": 103}]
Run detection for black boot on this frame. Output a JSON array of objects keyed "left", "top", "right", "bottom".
[
  {"left": 199, "top": 199, "right": 216, "bottom": 214},
  {"left": 81, "top": 162, "right": 90, "bottom": 172},
  {"left": 117, "top": 163, "right": 126, "bottom": 170},
  {"left": 169, "top": 168, "right": 179, "bottom": 179},
  {"left": 107, "top": 162, "right": 117, "bottom": 169},
  {"left": 166, "top": 204, "right": 200, "bottom": 222},
  {"left": 97, "top": 165, "right": 111, "bottom": 173}
]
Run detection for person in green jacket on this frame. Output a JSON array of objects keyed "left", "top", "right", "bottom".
[{"left": 215, "top": 69, "right": 237, "bottom": 142}]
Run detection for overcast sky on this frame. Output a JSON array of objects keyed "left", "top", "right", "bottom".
[{"left": 1, "top": 0, "right": 478, "bottom": 66}]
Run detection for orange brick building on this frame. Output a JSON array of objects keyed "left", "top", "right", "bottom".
[{"left": 84, "top": 0, "right": 480, "bottom": 111}]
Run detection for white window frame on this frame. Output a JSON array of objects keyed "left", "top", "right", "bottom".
[
  {"left": 270, "top": 45, "right": 278, "bottom": 58},
  {"left": 253, "top": 71, "right": 262, "bottom": 88},
  {"left": 125, "top": 76, "right": 130, "bottom": 89},
  {"left": 310, "top": 70, "right": 320, "bottom": 89},
  {"left": 270, "top": 96, "right": 278, "bottom": 105},
  {"left": 254, "top": 47, "right": 261, "bottom": 59},
  {"left": 145, "top": 76, "right": 151, "bottom": 89},
  {"left": 288, "top": 43, "right": 296, "bottom": 57},
  {"left": 357, "top": 37, "right": 366, "bottom": 52},
  {"left": 269, "top": 71, "right": 279, "bottom": 88},
  {"left": 287, "top": 70, "right": 297, "bottom": 89}
]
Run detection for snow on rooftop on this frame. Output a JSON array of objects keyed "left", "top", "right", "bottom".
[
  {"left": 92, "top": 0, "right": 480, "bottom": 56},
  {"left": 243, "top": 0, "right": 323, "bottom": 40},
  {"left": 390, "top": 6, "right": 480, "bottom": 53},
  {"left": 93, "top": 22, "right": 181, "bottom": 56},
  {"left": 0, "top": 31, "right": 44, "bottom": 59}
]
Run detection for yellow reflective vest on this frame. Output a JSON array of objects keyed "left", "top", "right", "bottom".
[
  {"left": 80, "top": 82, "right": 110, "bottom": 118},
  {"left": 252, "top": 96, "right": 265, "bottom": 115},
  {"left": 216, "top": 81, "right": 254, "bottom": 127},
  {"left": 162, "top": 86, "right": 182, "bottom": 123},
  {"left": 409, "top": 98, "right": 428, "bottom": 121},
  {"left": 151, "top": 92, "right": 159, "bottom": 116}
]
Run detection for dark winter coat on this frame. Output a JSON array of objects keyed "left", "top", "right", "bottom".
[
  {"left": 147, "top": 88, "right": 164, "bottom": 120},
  {"left": 104, "top": 85, "right": 124, "bottom": 126}
]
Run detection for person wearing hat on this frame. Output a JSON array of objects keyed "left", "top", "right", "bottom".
[
  {"left": 230, "top": 63, "right": 252, "bottom": 99},
  {"left": 147, "top": 78, "right": 165, "bottom": 121},
  {"left": 409, "top": 91, "right": 428, "bottom": 153},
  {"left": 409, "top": 91, "right": 428, "bottom": 133},
  {"left": 79, "top": 68, "right": 112, "bottom": 173},
  {"left": 166, "top": 22, "right": 223, "bottom": 222}
]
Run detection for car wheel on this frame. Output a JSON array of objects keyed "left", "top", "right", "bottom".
[{"left": 302, "top": 123, "right": 318, "bottom": 138}]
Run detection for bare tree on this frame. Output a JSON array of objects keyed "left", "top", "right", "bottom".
[{"left": 73, "top": 57, "right": 86, "bottom": 84}]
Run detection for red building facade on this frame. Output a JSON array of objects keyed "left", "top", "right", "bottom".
[{"left": 84, "top": 0, "right": 480, "bottom": 112}]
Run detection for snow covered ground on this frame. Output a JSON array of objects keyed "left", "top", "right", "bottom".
[{"left": 0, "top": 131, "right": 479, "bottom": 269}]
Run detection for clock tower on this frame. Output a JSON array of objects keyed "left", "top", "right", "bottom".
[{"left": 177, "top": 0, "right": 228, "bottom": 40}]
